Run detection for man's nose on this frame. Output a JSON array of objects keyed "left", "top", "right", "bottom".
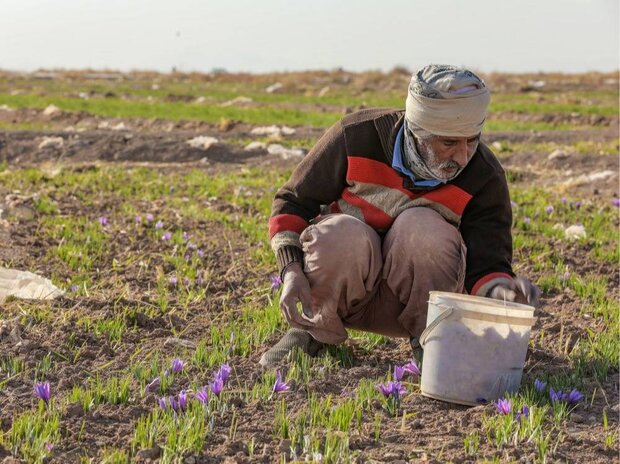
[{"left": 452, "top": 141, "right": 469, "bottom": 166}]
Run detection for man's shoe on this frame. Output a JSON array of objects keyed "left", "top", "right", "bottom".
[{"left": 259, "top": 328, "right": 324, "bottom": 368}]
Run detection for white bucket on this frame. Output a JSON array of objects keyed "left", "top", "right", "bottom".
[{"left": 419, "top": 291, "right": 536, "bottom": 406}]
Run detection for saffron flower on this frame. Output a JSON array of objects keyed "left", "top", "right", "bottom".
[
  {"left": 516, "top": 405, "right": 530, "bottom": 420},
  {"left": 545, "top": 206, "right": 554, "bottom": 214},
  {"left": 187, "top": 241, "right": 197, "bottom": 250},
  {"left": 177, "top": 390, "right": 188, "bottom": 411},
  {"left": 559, "top": 271, "right": 570, "bottom": 283},
  {"left": 495, "top": 398, "right": 512, "bottom": 415},
  {"left": 183, "top": 277, "right": 190, "bottom": 286},
  {"left": 98, "top": 216, "right": 108, "bottom": 226},
  {"left": 195, "top": 387, "right": 209, "bottom": 404},
  {"left": 45, "top": 443, "right": 54, "bottom": 452},
  {"left": 402, "top": 359, "right": 421, "bottom": 376},
  {"left": 534, "top": 378, "right": 547, "bottom": 392},
  {"left": 145, "top": 377, "right": 161, "bottom": 393},
  {"left": 524, "top": 216, "right": 531, "bottom": 225},
  {"left": 197, "top": 249, "right": 205, "bottom": 258},
  {"left": 574, "top": 201, "right": 582, "bottom": 209},
  {"left": 612, "top": 198, "right": 620, "bottom": 207},
  {"left": 272, "top": 370, "right": 290, "bottom": 394},
  {"left": 158, "top": 397, "right": 167, "bottom": 410},
  {"left": 135, "top": 215, "right": 142, "bottom": 223},
  {"left": 155, "top": 220, "right": 164, "bottom": 229},
  {"left": 376, "top": 381, "right": 406, "bottom": 398},
  {"left": 549, "top": 388, "right": 563, "bottom": 402},
  {"left": 162, "top": 231, "right": 172, "bottom": 241},
  {"left": 146, "top": 213, "right": 154, "bottom": 222},
  {"left": 565, "top": 388, "right": 584, "bottom": 404},
  {"left": 170, "top": 358, "right": 184, "bottom": 374},
  {"left": 169, "top": 276, "right": 178, "bottom": 286},
  {"left": 169, "top": 396, "right": 179, "bottom": 412},
  {"left": 561, "top": 197, "right": 567, "bottom": 204},
  {"left": 393, "top": 365, "right": 405, "bottom": 381},
  {"left": 216, "top": 363, "right": 232, "bottom": 384},
  {"left": 209, "top": 377, "right": 224, "bottom": 396},
  {"left": 69, "top": 284, "right": 80, "bottom": 292},
  {"left": 34, "top": 382, "right": 51, "bottom": 404},
  {"left": 183, "top": 231, "right": 189, "bottom": 240},
  {"left": 270, "top": 274, "right": 282, "bottom": 291}
]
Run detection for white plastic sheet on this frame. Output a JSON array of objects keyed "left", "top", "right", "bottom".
[{"left": 0, "top": 267, "right": 63, "bottom": 303}]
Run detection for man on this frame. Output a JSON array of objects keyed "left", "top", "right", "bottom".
[{"left": 260, "top": 64, "right": 539, "bottom": 368}]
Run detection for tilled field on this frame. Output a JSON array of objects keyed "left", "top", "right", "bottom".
[{"left": 0, "top": 70, "right": 618, "bottom": 463}]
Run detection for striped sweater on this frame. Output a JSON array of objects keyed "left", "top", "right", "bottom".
[{"left": 269, "top": 108, "right": 514, "bottom": 296}]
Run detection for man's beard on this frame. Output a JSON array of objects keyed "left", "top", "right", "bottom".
[{"left": 417, "top": 139, "right": 463, "bottom": 181}]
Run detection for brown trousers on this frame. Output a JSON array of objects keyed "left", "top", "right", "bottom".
[{"left": 299, "top": 207, "right": 466, "bottom": 344}]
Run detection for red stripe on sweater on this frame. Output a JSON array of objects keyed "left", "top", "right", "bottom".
[
  {"left": 471, "top": 272, "right": 513, "bottom": 295},
  {"left": 269, "top": 214, "right": 309, "bottom": 238},
  {"left": 346, "top": 156, "right": 473, "bottom": 216},
  {"left": 347, "top": 157, "right": 411, "bottom": 194},
  {"left": 341, "top": 189, "right": 393, "bottom": 230}
]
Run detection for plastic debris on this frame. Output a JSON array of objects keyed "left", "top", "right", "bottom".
[
  {"left": 42, "top": 104, "right": 62, "bottom": 116},
  {"left": 267, "top": 144, "right": 305, "bottom": 160},
  {"left": 265, "top": 82, "right": 283, "bottom": 93},
  {"left": 244, "top": 141, "right": 267, "bottom": 151},
  {"left": 250, "top": 125, "right": 296, "bottom": 137},
  {"left": 564, "top": 224, "right": 587, "bottom": 240},
  {"left": 0, "top": 267, "right": 63, "bottom": 303},
  {"left": 38, "top": 137, "right": 64, "bottom": 149},
  {"left": 187, "top": 136, "right": 219, "bottom": 150}
]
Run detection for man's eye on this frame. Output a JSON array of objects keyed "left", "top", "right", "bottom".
[{"left": 443, "top": 141, "right": 456, "bottom": 146}]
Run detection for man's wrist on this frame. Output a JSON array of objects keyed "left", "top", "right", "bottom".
[{"left": 276, "top": 245, "right": 304, "bottom": 279}]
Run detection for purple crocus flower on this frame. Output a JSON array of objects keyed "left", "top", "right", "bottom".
[
  {"left": 495, "top": 398, "right": 512, "bottom": 415},
  {"left": 402, "top": 359, "right": 421, "bottom": 376},
  {"left": 197, "top": 249, "right": 205, "bottom": 258},
  {"left": 183, "top": 231, "right": 189, "bottom": 240},
  {"left": 376, "top": 381, "right": 406, "bottom": 398},
  {"left": 170, "top": 358, "right": 184, "bottom": 374},
  {"left": 574, "top": 201, "right": 582, "bottom": 209},
  {"left": 45, "top": 443, "right": 54, "bottom": 452},
  {"left": 561, "top": 197, "right": 567, "bottom": 204},
  {"left": 209, "top": 377, "right": 224, "bottom": 396},
  {"left": 272, "top": 370, "right": 290, "bottom": 394},
  {"left": 145, "top": 377, "right": 161, "bottom": 393},
  {"left": 393, "top": 365, "right": 405, "bottom": 381},
  {"left": 162, "top": 232, "right": 172, "bottom": 241},
  {"left": 565, "top": 388, "right": 584, "bottom": 404},
  {"left": 169, "top": 276, "right": 178, "bottom": 287},
  {"left": 158, "top": 397, "right": 167, "bottom": 411},
  {"left": 155, "top": 220, "right": 164, "bottom": 230},
  {"left": 510, "top": 201, "right": 517, "bottom": 209},
  {"left": 524, "top": 216, "right": 531, "bottom": 225},
  {"left": 270, "top": 275, "right": 283, "bottom": 291},
  {"left": 34, "top": 382, "right": 51, "bottom": 404},
  {"left": 516, "top": 405, "right": 530, "bottom": 420},
  {"left": 135, "top": 215, "right": 142, "bottom": 223},
  {"left": 98, "top": 216, "right": 108, "bottom": 226},
  {"left": 187, "top": 241, "right": 197, "bottom": 250},
  {"left": 216, "top": 364, "right": 232, "bottom": 384},
  {"left": 69, "top": 284, "right": 80, "bottom": 292},
  {"left": 177, "top": 390, "right": 188, "bottom": 411},
  {"left": 612, "top": 198, "right": 620, "bottom": 207},
  {"left": 146, "top": 213, "right": 154, "bottom": 222},
  {"left": 195, "top": 387, "right": 209, "bottom": 404},
  {"left": 549, "top": 388, "right": 563, "bottom": 402},
  {"left": 534, "top": 379, "right": 547, "bottom": 392},
  {"left": 545, "top": 206, "right": 554, "bottom": 215},
  {"left": 559, "top": 271, "right": 570, "bottom": 282},
  {"left": 169, "top": 396, "right": 179, "bottom": 412}
]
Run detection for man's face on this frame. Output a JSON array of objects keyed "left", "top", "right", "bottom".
[{"left": 416, "top": 134, "right": 480, "bottom": 180}]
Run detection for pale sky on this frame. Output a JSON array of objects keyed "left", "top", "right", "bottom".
[{"left": 1, "top": 0, "right": 618, "bottom": 74}]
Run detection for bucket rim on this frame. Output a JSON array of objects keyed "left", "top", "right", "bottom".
[{"left": 429, "top": 291, "right": 535, "bottom": 312}]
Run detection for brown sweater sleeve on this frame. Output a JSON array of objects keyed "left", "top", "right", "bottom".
[{"left": 269, "top": 119, "right": 349, "bottom": 275}]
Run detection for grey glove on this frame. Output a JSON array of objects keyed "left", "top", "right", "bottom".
[
  {"left": 279, "top": 263, "right": 317, "bottom": 329},
  {"left": 488, "top": 276, "right": 541, "bottom": 308}
]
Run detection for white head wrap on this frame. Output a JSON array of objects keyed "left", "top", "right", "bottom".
[{"left": 405, "top": 64, "right": 490, "bottom": 137}]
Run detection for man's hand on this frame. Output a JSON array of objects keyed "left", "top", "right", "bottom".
[
  {"left": 488, "top": 276, "right": 541, "bottom": 308},
  {"left": 279, "top": 263, "right": 316, "bottom": 328}
]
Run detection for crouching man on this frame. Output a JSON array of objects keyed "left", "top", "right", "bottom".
[{"left": 260, "top": 64, "right": 539, "bottom": 367}]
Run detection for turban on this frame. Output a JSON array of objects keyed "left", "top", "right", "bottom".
[{"left": 405, "top": 64, "right": 490, "bottom": 138}]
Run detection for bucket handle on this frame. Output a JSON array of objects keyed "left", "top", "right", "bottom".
[{"left": 419, "top": 304, "right": 454, "bottom": 348}]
